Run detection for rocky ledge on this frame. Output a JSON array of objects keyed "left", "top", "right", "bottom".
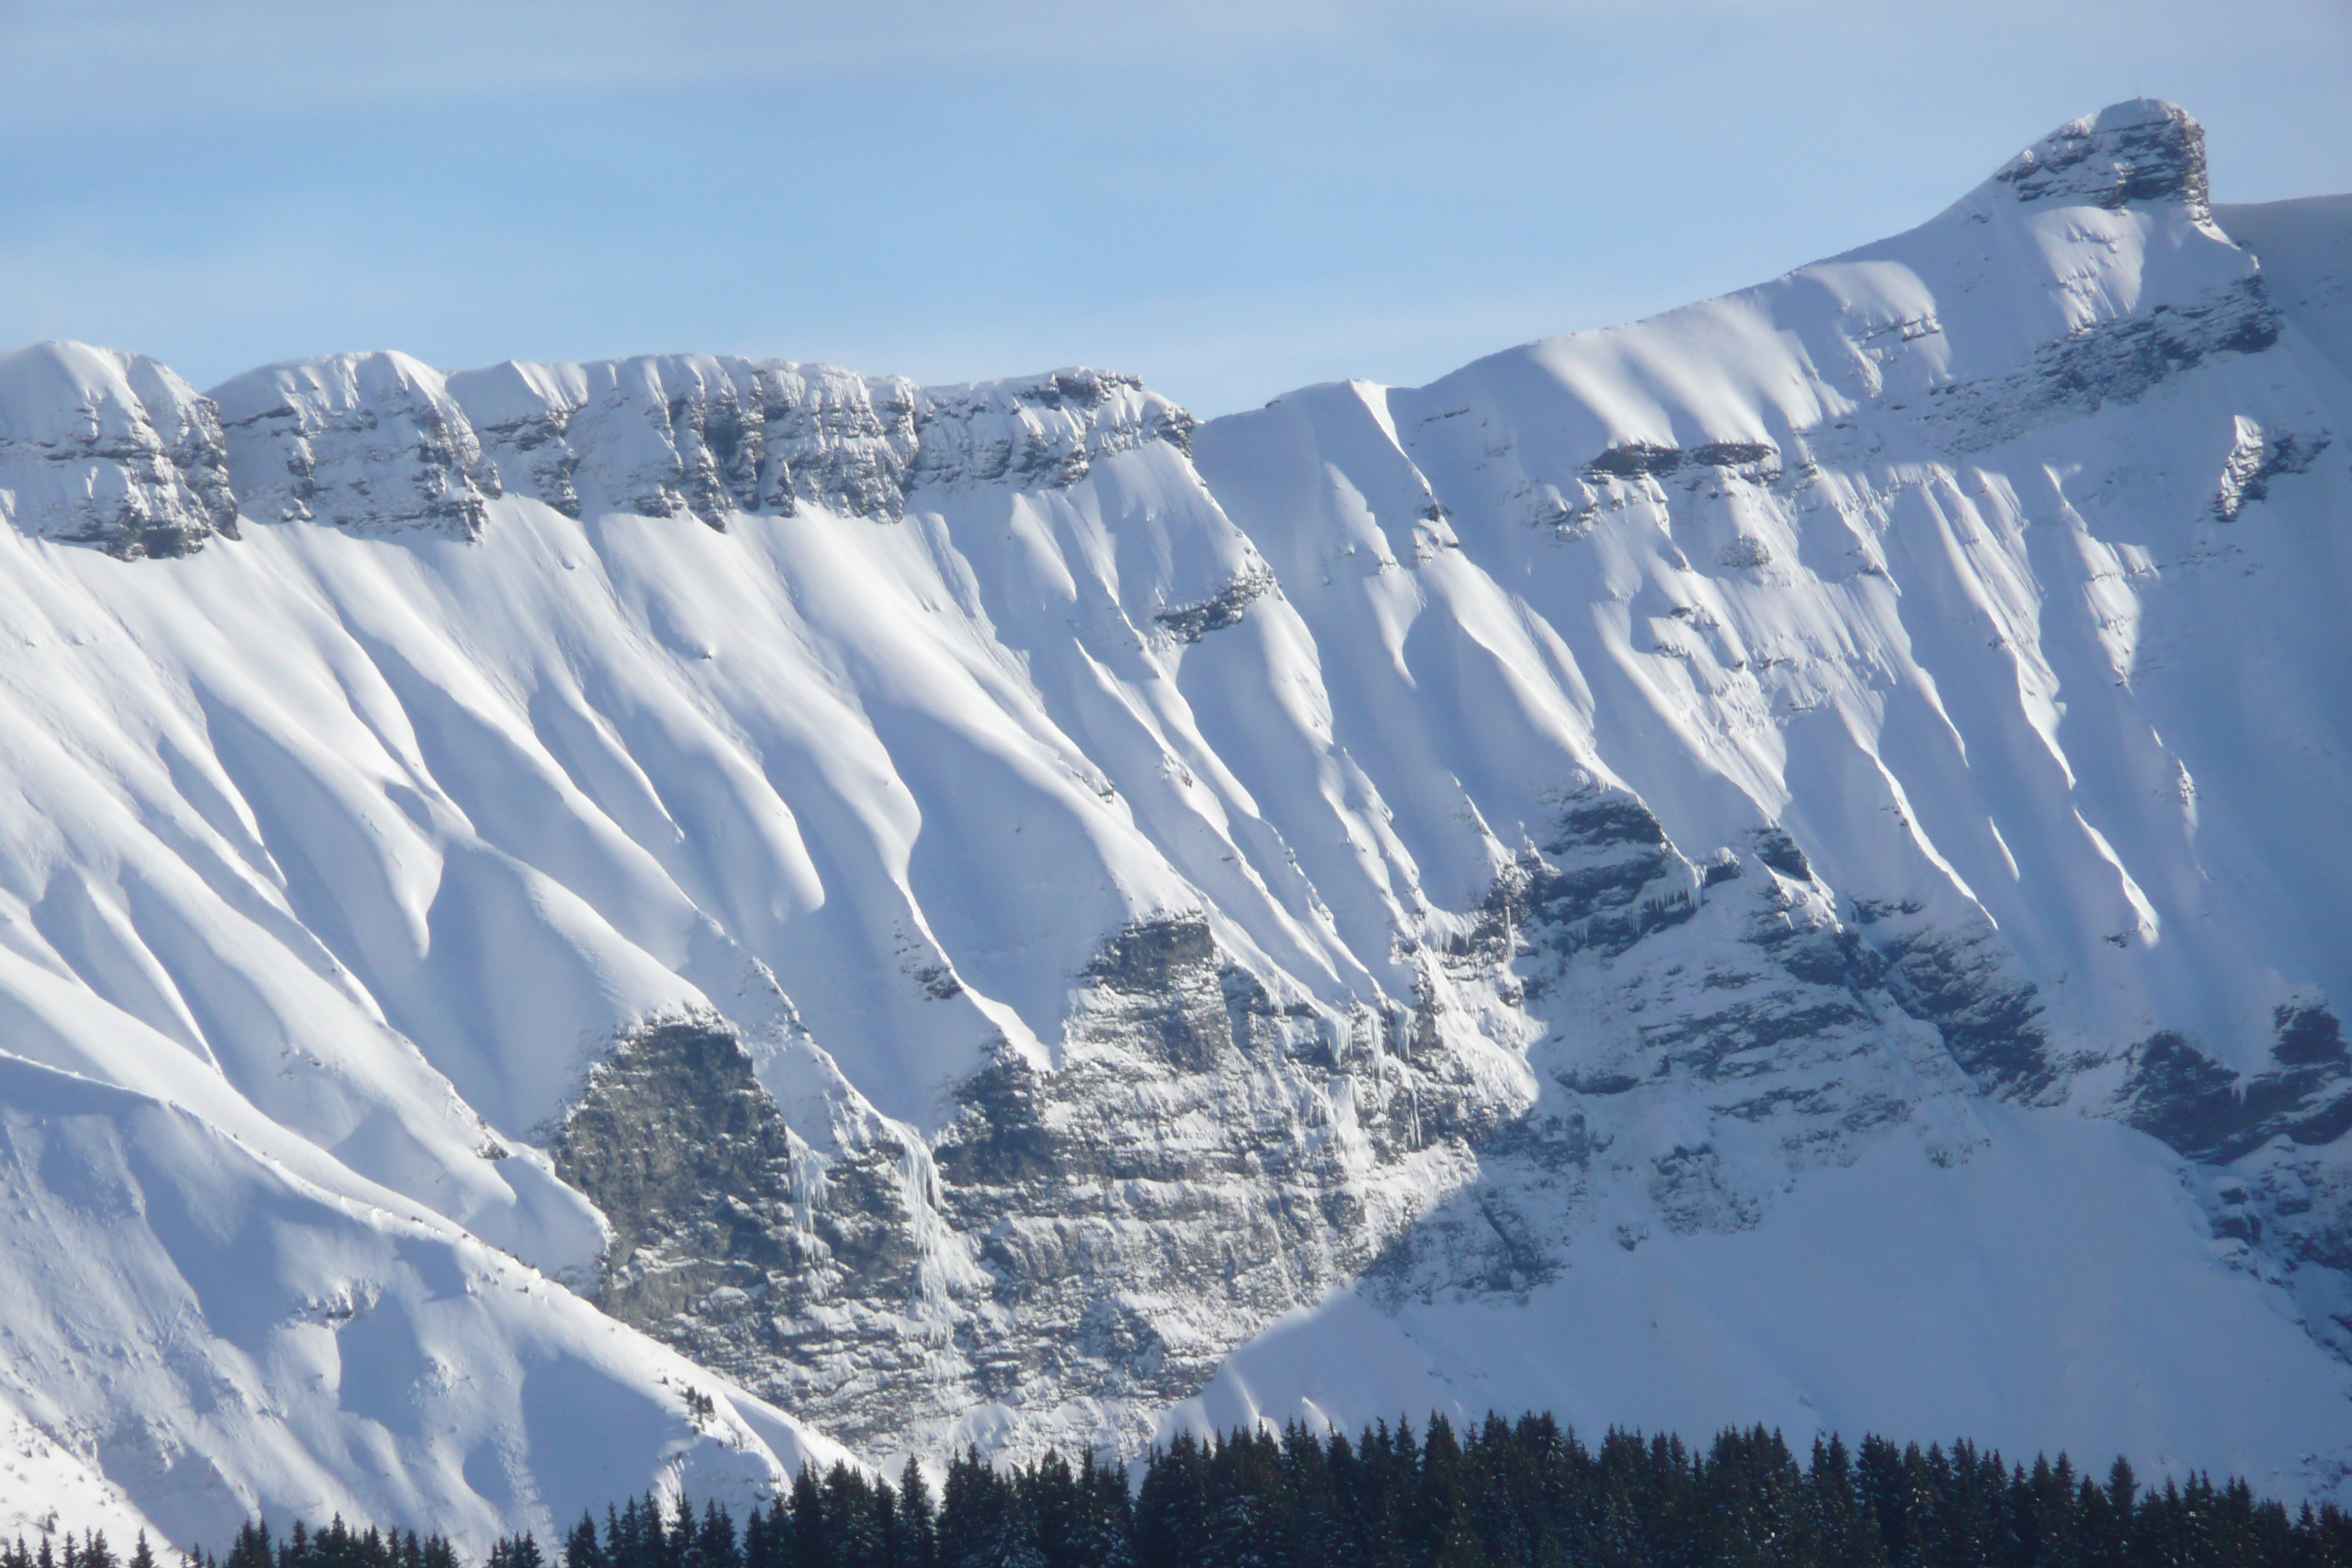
[{"left": 0, "top": 342, "right": 237, "bottom": 558}]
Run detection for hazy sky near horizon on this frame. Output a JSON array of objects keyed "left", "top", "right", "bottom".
[{"left": 4, "top": 1, "right": 2349, "bottom": 417}]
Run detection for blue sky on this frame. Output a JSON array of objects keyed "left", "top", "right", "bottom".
[{"left": 3, "top": 1, "right": 2348, "bottom": 416}]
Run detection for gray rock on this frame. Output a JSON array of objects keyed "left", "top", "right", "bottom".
[
  {"left": 2118, "top": 1006, "right": 2352, "bottom": 1164},
  {"left": 1926, "top": 276, "right": 2280, "bottom": 451},
  {"left": 1153, "top": 568, "right": 1275, "bottom": 644},
  {"left": 0, "top": 342, "right": 238, "bottom": 558},
  {"left": 444, "top": 358, "right": 1189, "bottom": 529},
  {"left": 211, "top": 352, "right": 497, "bottom": 538},
  {"left": 1994, "top": 99, "right": 2212, "bottom": 215}
]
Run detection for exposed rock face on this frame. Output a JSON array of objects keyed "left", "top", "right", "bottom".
[
  {"left": 211, "top": 352, "right": 498, "bottom": 538},
  {"left": 1153, "top": 568, "right": 1276, "bottom": 643},
  {"left": 1583, "top": 440, "right": 1779, "bottom": 482},
  {"left": 1995, "top": 98, "right": 2211, "bottom": 214},
  {"left": 0, "top": 350, "right": 1201, "bottom": 551},
  {"left": 445, "top": 358, "right": 1189, "bottom": 527},
  {"left": 553, "top": 915, "right": 1523, "bottom": 1463},
  {"left": 549, "top": 791, "right": 2068, "bottom": 1465},
  {"left": 908, "top": 369, "right": 1193, "bottom": 496},
  {"left": 548, "top": 1018, "right": 821, "bottom": 1323},
  {"left": 916, "top": 914, "right": 1512, "bottom": 1434},
  {"left": 0, "top": 342, "right": 237, "bottom": 558},
  {"left": 446, "top": 356, "right": 921, "bottom": 527},
  {"left": 2119, "top": 1006, "right": 2352, "bottom": 1164},
  {"left": 1372, "top": 797, "right": 1991, "bottom": 1300},
  {"left": 546, "top": 1015, "right": 971, "bottom": 1431},
  {"left": 1927, "top": 276, "right": 2280, "bottom": 451},
  {"left": 2214, "top": 420, "right": 2331, "bottom": 520},
  {"left": 2107, "top": 1006, "right": 2352, "bottom": 1362}
]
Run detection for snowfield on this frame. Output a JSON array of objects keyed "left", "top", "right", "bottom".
[{"left": 0, "top": 99, "right": 2345, "bottom": 1541}]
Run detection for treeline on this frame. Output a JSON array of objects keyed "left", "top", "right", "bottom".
[
  {"left": 543, "top": 1417, "right": 2352, "bottom": 1568},
  {"left": 56, "top": 1415, "right": 2352, "bottom": 1568},
  {"left": 170, "top": 1518, "right": 460, "bottom": 1568},
  {"left": 0, "top": 1532, "right": 161, "bottom": 1568}
]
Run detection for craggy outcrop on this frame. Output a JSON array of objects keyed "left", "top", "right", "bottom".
[
  {"left": 211, "top": 352, "right": 498, "bottom": 538},
  {"left": 0, "top": 342, "right": 237, "bottom": 557}
]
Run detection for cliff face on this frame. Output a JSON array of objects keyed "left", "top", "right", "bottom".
[
  {"left": 0, "top": 99, "right": 2348, "bottom": 1535},
  {"left": 0, "top": 342, "right": 235, "bottom": 557}
]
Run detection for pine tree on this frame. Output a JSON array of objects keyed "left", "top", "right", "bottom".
[
  {"left": 696, "top": 1505, "right": 739, "bottom": 1568},
  {"left": 1020, "top": 1453, "right": 1082, "bottom": 1568},
  {"left": 826, "top": 1465, "right": 883, "bottom": 1568},
  {"left": 1201, "top": 1431, "right": 1273, "bottom": 1568},
  {"left": 1135, "top": 1433, "right": 1208, "bottom": 1568},
  {"left": 225, "top": 1523, "right": 270, "bottom": 1568},
  {"left": 565, "top": 1518, "right": 604, "bottom": 1568},
  {"left": 1073, "top": 1453, "right": 1134, "bottom": 1568},
  {"left": 895, "top": 1460, "right": 938, "bottom": 1568},
  {"left": 789, "top": 1469, "right": 829, "bottom": 1568}
]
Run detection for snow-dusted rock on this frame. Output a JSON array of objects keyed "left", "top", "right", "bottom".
[
  {"left": 211, "top": 353, "right": 497, "bottom": 538},
  {"left": 445, "top": 356, "right": 1193, "bottom": 528},
  {"left": 0, "top": 343, "right": 236, "bottom": 558},
  {"left": 448, "top": 355, "right": 828, "bottom": 527},
  {"left": 1994, "top": 97, "right": 2212, "bottom": 213},
  {"left": 907, "top": 368, "right": 1196, "bottom": 497}
]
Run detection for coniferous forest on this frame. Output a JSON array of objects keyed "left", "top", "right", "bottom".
[{"left": 25, "top": 1417, "right": 2352, "bottom": 1568}]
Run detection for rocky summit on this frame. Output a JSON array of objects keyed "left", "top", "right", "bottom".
[{"left": 0, "top": 99, "right": 2346, "bottom": 1548}]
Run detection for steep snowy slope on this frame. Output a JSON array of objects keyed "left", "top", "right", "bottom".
[
  {"left": 1172, "top": 99, "right": 2352, "bottom": 1495},
  {"left": 2217, "top": 193, "right": 2352, "bottom": 377},
  {"left": 0, "top": 97, "right": 2344, "bottom": 1534},
  {"left": 1180, "top": 1107, "right": 2352, "bottom": 1500},
  {"left": 0, "top": 1052, "right": 848, "bottom": 1548}
]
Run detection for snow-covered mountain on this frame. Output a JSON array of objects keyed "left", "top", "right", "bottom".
[{"left": 0, "top": 97, "right": 2346, "bottom": 1542}]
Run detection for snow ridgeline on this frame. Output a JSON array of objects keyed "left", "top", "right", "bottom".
[
  {"left": 0, "top": 97, "right": 2345, "bottom": 1543},
  {"left": 0, "top": 344, "right": 1191, "bottom": 551}
]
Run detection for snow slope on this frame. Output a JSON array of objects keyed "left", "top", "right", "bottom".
[
  {"left": 1178, "top": 1107, "right": 2351, "bottom": 1504},
  {"left": 0, "top": 98, "right": 2345, "bottom": 1531},
  {"left": 0, "top": 1052, "right": 848, "bottom": 1549},
  {"left": 1168, "top": 99, "right": 2352, "bottom": 1495}
]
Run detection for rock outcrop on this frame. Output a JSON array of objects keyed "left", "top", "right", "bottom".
[
  {"left": 1994, "top": 97, "right": 2212, "bottom": 214},
  {"left": 211, "top": 351, "right": 499, "bottom": 538},
  {"left": 0, "top": 342, "right": 236, "bottom": 557},
  {"left": 445, "top": 358, "right": 1191, "bottom": 528}
]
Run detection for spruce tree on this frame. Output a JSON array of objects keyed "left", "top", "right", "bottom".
[
  {"left": 1134, "top": 1433, "right": 1207, "bottom": 1568},
  {"left": 788, "top": 1469, "right": 829, "bottom": 1568},
  {"left": 895, "top": 1460, "right": 937, "bottom": 1568},
  {"left": 565, "top": 1518, "right": 603, "bottom": 1568}
]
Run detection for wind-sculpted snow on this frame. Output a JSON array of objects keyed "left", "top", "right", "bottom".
[{"left": 0, "top": 97, "right": 2347, "bottom": 1529}]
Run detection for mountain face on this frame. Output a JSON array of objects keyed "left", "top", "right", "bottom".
[{"left": 0, "top": 97, "right": 2346, "bottom": 1541}]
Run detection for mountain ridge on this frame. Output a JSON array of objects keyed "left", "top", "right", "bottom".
[{"left": 0, "top": 97, "right": 2345, "bottom": 1541}]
